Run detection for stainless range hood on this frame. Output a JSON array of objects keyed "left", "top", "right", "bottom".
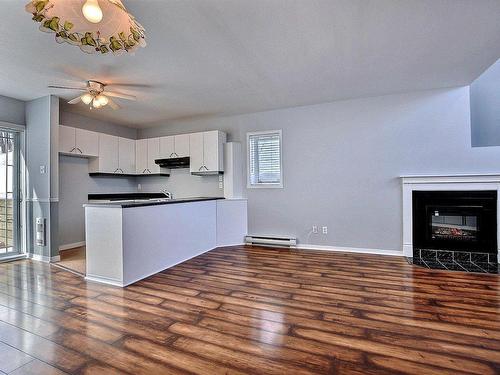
[{"left": 155, "top": 157, "right": 190, "bottom": 169}]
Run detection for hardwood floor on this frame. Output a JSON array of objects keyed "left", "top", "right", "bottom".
[
  {"left": 54, "top": 247, "right": 86, "bottom": 275},
  {"left": 0, "top": 245, "right": 498, "bottom": 374}
]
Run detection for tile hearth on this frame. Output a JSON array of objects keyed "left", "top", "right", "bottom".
[{"left": 408, "top": 248, "right": 499, "bottom": 274}]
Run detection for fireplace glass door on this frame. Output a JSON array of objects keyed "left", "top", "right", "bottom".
[{"left": 430, "top": 209, "right": 478, "bottom": 243}]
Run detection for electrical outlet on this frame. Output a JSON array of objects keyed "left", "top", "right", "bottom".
[
  {"left": 322, "top": 226, "right": 328, "bottom": 234},
  {"left": 312, "top": 226, "right": 318, "bottom": 234},
  {"left": 137, "top": 183, "right": 142, "bottom": 191},
  {"left": 219, "top": 175, "right": 223, "bottom": 182},
  {"left": 219, "top": 182, "right": 223, "bottom": 189},
  {"left": 39, "top": 165, "right": 46, "bottom": 174}
]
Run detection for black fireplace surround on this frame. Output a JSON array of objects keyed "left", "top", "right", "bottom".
[
  {"left": 411, "top": 190, "right": 498, "bottom": 273},
  {"left": 413, "top": 190, "right": 497, "bottom": 254}
]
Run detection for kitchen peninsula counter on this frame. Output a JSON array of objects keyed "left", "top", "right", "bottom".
[{"left": 84, "top": 197, "right": 247, "bottom": 286}]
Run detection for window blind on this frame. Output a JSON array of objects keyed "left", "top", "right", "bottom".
[{"left": 248, "top": 131, "right": 282, "bottom": 186}]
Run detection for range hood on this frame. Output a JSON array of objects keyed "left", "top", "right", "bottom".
[{"left": 155, "top": 157, "right": 190, "bottom": 169}]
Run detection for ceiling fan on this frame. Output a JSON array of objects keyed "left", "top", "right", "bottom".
[{"left": 48, "top": 80, "right": 137, "bottom": 110}]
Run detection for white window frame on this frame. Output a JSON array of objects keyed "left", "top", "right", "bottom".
[{"left": 247, "top": 130, "right": 283, "bottom": 189}]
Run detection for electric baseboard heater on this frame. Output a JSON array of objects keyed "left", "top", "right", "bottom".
[{"left": 245, "top": 235, "right": 297, "bottom": 248}]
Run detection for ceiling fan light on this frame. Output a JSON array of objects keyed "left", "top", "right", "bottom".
[
  {"left": 81, "top": 93, "right": 93, "bottom": 105},
  {"left": 96, "top": 95, "right": 109, "bottom": 106},
  {"left": 82, "top": 0, "right": 103, "bottom": 24},
  {"left": 92, "top": 98, "right": 102, "bottom": 108}
]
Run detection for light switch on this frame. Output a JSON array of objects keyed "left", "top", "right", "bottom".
[{"left": 39, "top": 165, "right": 46, "bottom": 174}]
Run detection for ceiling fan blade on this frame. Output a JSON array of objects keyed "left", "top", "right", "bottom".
[
  {"left": 107, "top": 83, "right": 154, "bottom": 89},
  {"left": 68, "top": 96, "right": 82, "bottom": 105},
  {"left": 48, "top": 85, "right": 87, "bottom": 91},
  {"left": 107, "top": 98, "right": 120, "bottom": 110},
  {"left": 105, "top": 91, "right": 137, "bottom": 101}
]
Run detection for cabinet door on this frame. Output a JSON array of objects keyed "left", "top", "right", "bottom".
[
  {"left": 189, "top": 132, "right": 204, "bottom": 173},
  {"left": 98, "top": 134, "right": 119, "bottom": 173},
  {"left": 147, "top": 138, "right": 160, "bottom": 173},
  {"left": 75, "top": 128, "right": 98, "bottom": 157},
  {"left": 118, "top": 137, "right": 136, "bottom": 174},
  {"left": 174, "top": 134, "right": 190, "bottom": 157},
  {"left": 159, "top": 136, "right": 175, "bottom": 158},
  {"left": 135, "top": 139, "right": 148, "bottom": 174},
  {"left": 59, "top": 125, "right": 76, "bottom": 154},
  {"left": 203, "top": 131, "right": 220, "bottom": 172}
]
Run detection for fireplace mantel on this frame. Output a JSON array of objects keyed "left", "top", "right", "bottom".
[{"left": 400, "top": 174, "right": 500, "bottom": 257}]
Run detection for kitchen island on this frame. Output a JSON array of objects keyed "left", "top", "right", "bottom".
[{"left": 84, "top": 197, "right": 247, "bottom": 286}]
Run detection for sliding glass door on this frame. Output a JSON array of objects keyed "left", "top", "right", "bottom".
[{"left": 0, "top": 130, "right": 21, "bottom": 256}]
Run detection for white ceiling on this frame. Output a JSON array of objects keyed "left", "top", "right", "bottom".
[{"left": 2, "top": 0, "right": 500, "bottom": 128}]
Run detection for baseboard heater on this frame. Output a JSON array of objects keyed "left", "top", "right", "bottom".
[{"left": 245, "top": 235, "right": 297, "bottom": 248}]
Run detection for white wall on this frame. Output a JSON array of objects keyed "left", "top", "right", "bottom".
[{"left": 139, "top": 87, "right": 500, "bottom": 252}]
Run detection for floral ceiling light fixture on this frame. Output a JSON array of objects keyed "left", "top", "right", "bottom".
[{"left": 25, "top": 0, "right": 146, "bottom": 55}]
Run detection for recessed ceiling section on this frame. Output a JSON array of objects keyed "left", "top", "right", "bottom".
[{"left": 2, "top": 0, "right": 500, "bottom": 128}]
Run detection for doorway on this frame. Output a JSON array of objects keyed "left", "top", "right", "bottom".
[{"left": 0, "top": 130, "right": 22, "bottom": 257}]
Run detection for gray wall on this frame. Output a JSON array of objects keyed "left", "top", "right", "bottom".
[
  {"left": 58, "top": 156, "right": 136, "bottom": 246},
  {"left": 137, "top": 169, "right": 222, "bottom": 198},
  {"left": 0, "top": 95, "right": 25, "bottom": 125},
  {"left": 26, "top": 95, "right": 59, "bottom": 257},
  {"left": 58, "top": 111, "right": 137, "bottom": 247},
  {"left": 60, "top": 110, "right": 137, "bottom": 139},
  {"left": 471, "top": 58, "right": 500, "bottom": 147},
  {"left": 139, "top": 87, "right": 500, "bottom": 251}
]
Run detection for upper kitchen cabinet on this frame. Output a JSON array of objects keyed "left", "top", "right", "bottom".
[
  {"left": 190, "top": 131, "right": 226, "bottom": 175},
  {"left": 89, "top": 133, "right": 118, "bottom": 174},
  {"left": 89, "top": 134, "right": 136, "bottom": 175},
  {"left": 136, "top": 138, "right": 162, "bottom": 174},
  {"left": 59, "top": 125, "right": 98, "bottom": 157},
  {"left": 118, "top": 137, "right": 136, "bottom": 174},
  {"left": 159, "top": 134, "right": 190, "bottom": 158}
]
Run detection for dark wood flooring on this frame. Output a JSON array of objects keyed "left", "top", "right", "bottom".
[{"left": 0, "top": 245, "right": 498, "bottom": 374}]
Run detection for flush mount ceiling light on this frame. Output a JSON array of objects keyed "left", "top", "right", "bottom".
[{"left": 25, "top": 0, "right": 146, "bottom": 55}]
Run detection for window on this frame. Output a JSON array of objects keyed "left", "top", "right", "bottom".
[{"left": 247, "top": 130, "right": 283, "bottom": 188}]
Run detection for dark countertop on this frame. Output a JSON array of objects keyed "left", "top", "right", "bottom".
[
  {"left": 84, "top": 196, "right": 225, "bottom": 208},
  {"left": 88, "top": 193, "right": 167, "bottom": 201}
]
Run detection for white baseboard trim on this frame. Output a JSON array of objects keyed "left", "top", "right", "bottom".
[
  {"left": 28, "top": 253, "right": 51, "bottom": 262},
  {"left": 296, "top": 243, "right": 403, "bottom": 257},
  {"left": 85, "top": 274, "right": 123, "bottom": 287},
  {"left": 59, "top": 241, "right": 85, "bottom": 252},
  {"left": 0, "top": 254, "right": 27, "bottom": 263},
  {"left": 51, "top": 255, "right": 60, "bottom": 262}
]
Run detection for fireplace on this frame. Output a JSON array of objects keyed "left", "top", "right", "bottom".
[
  {"left": 412, "top": 190, "right": 498, "bottom": 271},
  {"left": 413, "top": 190, "right": 497, "bottom": 253}
]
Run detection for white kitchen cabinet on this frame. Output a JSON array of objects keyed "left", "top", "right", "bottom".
[
  {"left": 159, "top": 136, "right": 175, "bottom": 158},
  {"left": 189, "top": 132, "right": 204, "bottom": 173},
  {"left": 59, "top": 125, "right": 98, "bottom": 157},
  {"left": 189, "top": 131, "right": 226, "bottom": 174},
  {"left": 135, "top": 138, "right": 161, "bottom": 174},
  {"left": 135, "top": 139, "right": 148, "bottom": 174},
  {"left": 89, "top": 133, "right": 119, "bottom": 173},
  {"left": 148, "top": 138, "right": 160, "bottom": 174},
  {"left": 174, "top": 134, "right": 190, "bottom": 157},
  {"left": 159, "top": 134, "right": 190, "bottom": 159},
  {"left": 119, "top": 137, "right": 136, "bottom": 174}
]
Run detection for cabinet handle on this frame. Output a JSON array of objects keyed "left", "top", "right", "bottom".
[
  {"left": 169, "top": 153, "right": 174, "bottom": 158},
  {"left": 198, "top": 166, "right": 203, "bottom": 171},
  {"left": 76, "top": 148, "right": 83, "bottom": 154},
  {"left": 204, "top": 165, "right": 209, "bottom": 171},
  {"left": 174, "top": 152, "right": 179, "bottom": 157},
  {"left": 69, "top": 147, "right": 76, "bottom": 153},
  {"left": 142, "top": 169, "right": 147, "bottom": 174},
  {"left": 114, "top": 168, "right": 118, "bottom": 173}
]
